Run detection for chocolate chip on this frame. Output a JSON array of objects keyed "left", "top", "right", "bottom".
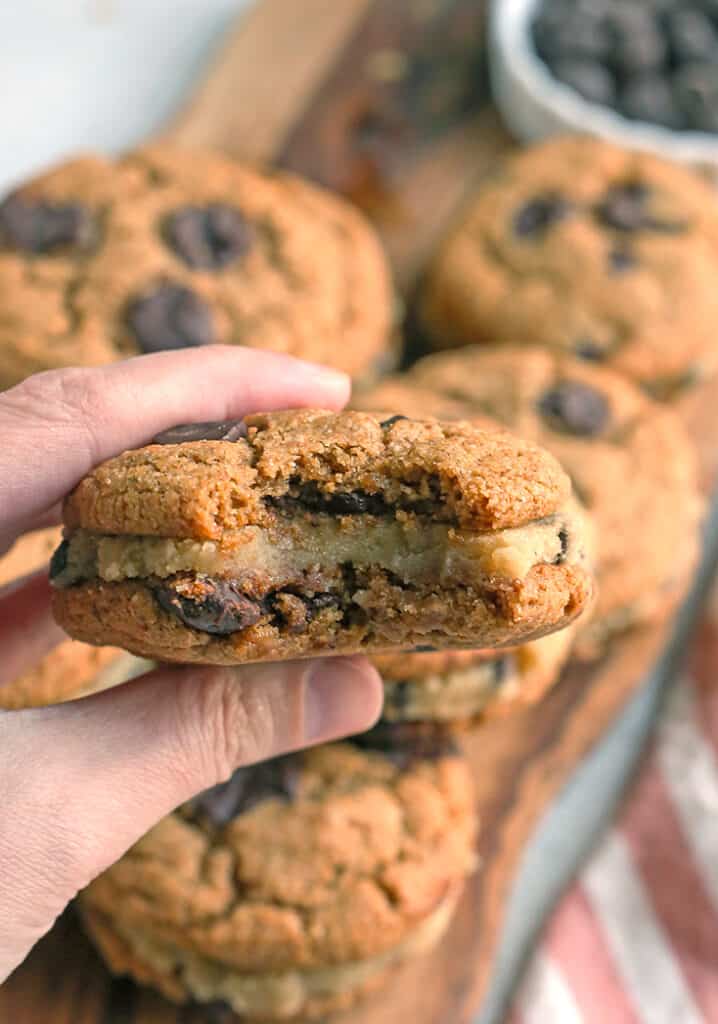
[
  {"left": 267, "top": 483, "right": 391, "bottom": 517},
  {"left": 126, "top": 283, "right": 214, "bottom": 353},
  {"left": 574, "top": 339, "right": 607, "bottom": 362},
  {"left": 49, "top": 539, "right": 70, "bottom": 581},
  {"left": 533, "top": 5, "right": 611, "bottom": 63},
  {"left": 165, "top": 204, "right": 254, "bottom": 270},
  {"left": 594, "top": 181, "right": 651, "bottom": 232},
  {"left": 491, "top": 655, "right": 514, "bottom": 690},
  {"left": 185, "top": 755, "right": 301, "bottom": 828},
  {"left": 153, "top": 420, "right": 247, "bottom": 445},
  {"left": 414, "top": 644, "right": 437, "bottom": 653},
  {"left": 556, "top": 526, "right": 570, "bottom": 564},
  {"left": 537, "top": 381, "right": 610, "bottom": 437},
  {"left": 674, "top": 62, "right": 718, "bottom": 133},
  {"left": 551, "top": 59, "right": 617, "bottom": 105},
  {"left": 607, "top": 8, "right": 667, "bottom": 76},
  {"left": 0, "top": 195, "right": 93, "bottom": 253},
  {"left": 307, "top": 592, "right": 340, "bottom": 614},
  {"left": 513, "top": 194, "right": 571, "bottom": 239},
  {"left": 354, "top": 721, "right": 458, "bottom": 767},
  {"left": 667, "top": 10, "right": 718, "bottom": 65},
  {"left": 620, "top": 75, "right": 685, "bottom": 130},
  {"left": 154, "top": 574, "right": 263, "bottom": 635},
  {"left": 379, "top": 415, "right": 408, "bottom": 428},
  {"left": 608, "top": 247, "right": 637, "bottom": 273}
]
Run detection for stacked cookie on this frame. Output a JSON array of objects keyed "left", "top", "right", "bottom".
[{"left": 64, "top": 406, "right": 592, "bottom": 1019}]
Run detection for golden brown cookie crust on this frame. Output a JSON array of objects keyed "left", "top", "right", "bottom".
[
  {"left": 80, "top": 740, "right": 477, "bottom": 1019},
  {"left": 0, "top": 144, "right": 393, "bottom": 387},
  {"left": 63, "top": 409, "right": 573, "bottom": 536},
  {"left": 421, "top": 136, "right": 718, "bottom": 395}
]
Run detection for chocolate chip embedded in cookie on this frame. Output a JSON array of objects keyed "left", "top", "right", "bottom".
[
  {"left": 399, "top": 346, "right": 702, "bottom": 647},
  {"left": 79, "top": 736, "right": 477, "bottom": 1020},
  {"left": 420, "top": 136, "right": 718, "bottom": 398},
  {"left": 0, "top": 144, "right": 393, "bottom": 388},
  {"left": 50, "top": 409, "right": 593, "bottom": 665},
  {"left": 126, "top": 283, "right": 215, "bottom": 353}
]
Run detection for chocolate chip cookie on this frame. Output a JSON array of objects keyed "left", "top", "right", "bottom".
[
  {"left": 376, "top": 629, "right": 574, "bottom": 723},
  {"left": 374, "top": 347, "right": 701, "bottom": 648},
  {"left": 50, "top": 409, "right": 593, "bottom": 664},
  {"left": 0, "top": 144, "right": 393, "bottom": 388},
  {"left": 0, "top": 527, "right": 134, "bottom": 709},
  {"left": 421, "top": 136, "right": 718, "bottom": 398},
  {"left": 79, "top": 727, "right": 477, "bottom": 1020}
]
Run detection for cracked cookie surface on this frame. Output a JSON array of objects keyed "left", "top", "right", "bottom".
[
  {"left": 51, "top": 409, "right": 593, "bottom": 663},
  {"left": 358, "top": 348, "right": 701, "bottom": 647},
  {"left": 420, "top": 136, "right": 718, "bottom": 397},
  {"left": 79, "top": 731, "right": 477, "bottom": 1020},
  {"left": 0, "top": 144, "right": 393, "bottom": 387}
]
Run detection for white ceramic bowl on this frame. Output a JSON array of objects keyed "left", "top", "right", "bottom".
[{"left": 490, "top": 0, "right": 718, "bottom": 168}]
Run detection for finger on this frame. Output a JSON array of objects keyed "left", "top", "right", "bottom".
[
  {"left": 0, "top": 572, "right": 65, "bottom": 688},
  {"left": 0, "top": 346, "right": 349, "bottom": 539},
  {"left": 0, "top": 655, "right": 382, "bottom": 979}
]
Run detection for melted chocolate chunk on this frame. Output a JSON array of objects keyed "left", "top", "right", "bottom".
[
  {"left": 154, "top": 574, "right": 264, "bottom": 635},
  {"left": 266, "top": 479, "right": 439, "bottom": 518},
  {"left": 165, "top": 204, "right": 254, "bottom": 270},
  {"left": 184, "top": 755, "right": 302, "bottom": 828},
  {"left": 354, "top": 721, "right": 458, "bottom": 767},
  {"left": 49, "top": 539, "right": 70, "bottom": 581},
  {"left": 514, "top": 193, "right": 571, "bottom": 238},
  {"left": 379, "top": 414, "right": 408, "bottom": 428},
  {"left": 595, "top": 181, "right": 650, "bottom": 232},
  {"left": 126, "top": 283, "right": 214, "bottom": 353},
  {"left": 556, "top": 526, "right": 570, "bottom": 564},
  {"left": 153, "top": 420, "right": 247, "bottom": 445},
  {"left": 595, "top": 182, "right": 688, "bottom": 235},
  {"left": 0, "top": 194, "right": 93, "bottom": 252},
  {"left": 537, "top": 381, "right": 610, "bottom": 437}
]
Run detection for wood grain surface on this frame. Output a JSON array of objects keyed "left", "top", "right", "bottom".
[{"left": 3, "top": 1, "right": 716, "bottom": 1022}]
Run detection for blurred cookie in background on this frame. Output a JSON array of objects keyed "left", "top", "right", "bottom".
[
  {"left": 80, "top": 726, "right": 477, "bottom": 1021},
  {"left": 420, "top": 136, "right": 718, "bottom": 399},
  {"left": 0, "top": 143, "right": 394, "bottom": 389}
]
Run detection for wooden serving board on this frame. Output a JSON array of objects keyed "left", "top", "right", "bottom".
[{"left": 4, "top": 1, "right": 718, "bottom": 1022}]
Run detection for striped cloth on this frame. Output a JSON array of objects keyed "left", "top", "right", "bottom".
[{"left": 508, "top": 601, "right": 718, "bottom": 1024}]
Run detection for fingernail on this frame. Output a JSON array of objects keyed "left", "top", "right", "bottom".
[{"left": 304, "top": 657, "right": 383, "bottom": 743}]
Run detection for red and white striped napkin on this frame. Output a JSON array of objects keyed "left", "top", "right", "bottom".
[{"left": 509, "top": 589, "right": 718, "bottom": 1024}]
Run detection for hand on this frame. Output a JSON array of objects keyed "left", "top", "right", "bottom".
[{"left": 0, "top": 347, "right": 383, "bottom": 982}]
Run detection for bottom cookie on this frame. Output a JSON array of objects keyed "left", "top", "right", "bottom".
[
  {"left": 375, "top": 628, "right": 574, "bottom": 724},
  {"left": 80, "top": 726, "right": 477, "bottom": 1020}
]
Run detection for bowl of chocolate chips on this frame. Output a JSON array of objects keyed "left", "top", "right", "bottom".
[{"left": 491, "top": 0, "right": 718, "bottom": 166}]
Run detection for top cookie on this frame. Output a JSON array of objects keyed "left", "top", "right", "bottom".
[
  {"left": 51, "top": 409, "right": 592, "bottom": 664},
  {"left": 401, "top": 346, "right": 701, "bottom": 643},
  {"left": 421, "top": 136, "right": 718, "bottom": 397},
  {"left": 0, "top": 144, "right": 393, "bottom": 387}
]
